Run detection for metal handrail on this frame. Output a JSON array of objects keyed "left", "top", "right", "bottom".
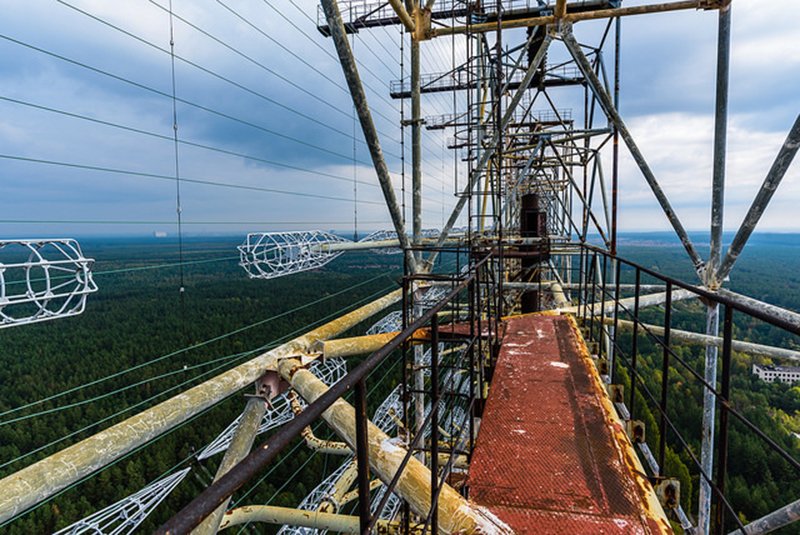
[{"left": 156, "top": 254, "right": 491, "bottom": 534}]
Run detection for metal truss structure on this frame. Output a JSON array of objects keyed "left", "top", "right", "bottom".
[
  {"left": 54, "top": 468, "right": 190, "bottom": 535},
  {"left": 238, "top": 231, "right": 349, "bottom": 280},
  {"left": 3, "top": 2, "right": 800, "bottom": 535},
  {"left": 0, "top": 239, "right": 97, "bottom": 328},
  {"left": 366, "top": 310, "right": 403, "bottom": 335}
]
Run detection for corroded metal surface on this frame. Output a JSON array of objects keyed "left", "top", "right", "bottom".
[
  {"left": 467, "top": 314, "right": 671, "bottom": 534},
  {"left": 0, "top": 289, "right": 402, "bottom": 524}
]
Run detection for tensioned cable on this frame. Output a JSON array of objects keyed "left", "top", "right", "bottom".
[
  {"left": 167, "top": 0, "right": 188, "bottom": 340},
  {"left": 0, "top": 95, "right": 380, "bottom": 189},
  {"left": 258, "top": 0, "right": 398, "bottom": 112},
  {"left": 0, "top": 272, "right": 395, "bottom": 420},
  {"left": 0, "top": 34, "right": 385, "bottom": 165},
  {"left": 0, "top": 154, "right": 386, "bottom": 205},
  {"left": 0, "top": 282, "right": 397, "bottom": 472},
  {"left": 54, "top": 1, "right": 402, "bottom": 152},
  {"left": 146, "top": 0, "right": 396, "bottom": 130},
  {"left": 0, "top": 218, "right": 387, "bottom": 226},
  {"left": 146, "top": 0, "right": 403, "bottom": 136}
]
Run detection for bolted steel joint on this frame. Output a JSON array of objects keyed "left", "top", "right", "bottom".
[
  {"left": 607, "top": 384, "right": 624, "bottom": 404},
  {"left": 654, "top": 478, "right": 681, "bottom": 510},
  {"left": 625, "top": 419, "right": 646, "bottom": 444}
]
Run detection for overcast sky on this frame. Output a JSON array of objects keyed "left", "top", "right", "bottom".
[{"left": 0, "top": 0, "right": 798, "bottom": 240}]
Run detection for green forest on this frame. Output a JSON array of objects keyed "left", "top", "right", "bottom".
[
  {"left": 0, "top": 233, "right": 798, "bottom": 533},
  {"left": 612, "top": 233, "right": 800, "bottom": 532},
  {"left": 0, "top": 236, "right": 406, "bottom": 533}
]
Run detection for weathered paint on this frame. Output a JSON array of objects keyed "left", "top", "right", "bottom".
[
  {"left": 0, "top": 289, "right": 401, "bottom": 524},
  {"left": 218, "top": 504, "right": 425, "bottom": 533},
  {"left": 279, "top": 358, "right": 513, "bottom": 535},
  {"left": 468, "top": 314, "right": 671, "bottom": 533}
]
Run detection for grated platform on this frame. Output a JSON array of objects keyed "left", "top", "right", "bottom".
[{"left": 467, "top": 314, "right": 672, "bottom": 534}]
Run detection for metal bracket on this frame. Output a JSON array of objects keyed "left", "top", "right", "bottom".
[
  {"left": 607, "top": 383, "right": 624, "bottom": 404},
  {"left": 654, "top": 478, "right": 681, "bottom": 510},
  {"left": 254, "top": 371, "right": 290, "bottom": 402},
  {"left": 625, "top": 419, "right": 646, "bottom": 444}
]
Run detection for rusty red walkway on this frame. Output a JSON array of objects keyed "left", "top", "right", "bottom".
[{"left": 467, "top": 314, "right": 670, "bottom": 534}]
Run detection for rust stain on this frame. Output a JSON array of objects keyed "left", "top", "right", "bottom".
[{"left": 466, "top": 314, "right": 673, "bottom": 534}]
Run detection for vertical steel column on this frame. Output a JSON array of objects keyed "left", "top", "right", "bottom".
[
  {"left": 354, "top": 379, "right": 371, "bottom": 534},
  {"left": 320, "top": 0, "right": 418, "bottom": 274},
  {"left": 192, "top": 396, "right": 267, "bottom": 535},
  {"left": 699, "top": 302, "right": 720, "bottom": 534},
  {"left": 611, "top": 17, "right": 620, "bottom": 256},
  {"left": 468, "top": 277, "right": 476, "bottom": 458},
  {"left": 600, "top": 254, "right": 608, "bottom": 363},
  {"left": 430, "top": 313, "right": 440, "bottom": 534},
  {"left": 707, "top": 2, "right": 731, "bottom": 285},
  {"left": 713, "top": 305, "right": 733, "bottom": 535},
  {"left": 701, "top": 13, "right": 731, "bottom": 518},
  {"left": 411, "top": 34, "right": 423, "bottom": 261},
  {"left": 658, "top": 281, "right": 672, "bottom": 477}
]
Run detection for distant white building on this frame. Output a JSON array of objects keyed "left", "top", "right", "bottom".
[{"left": 752, "top": 363, "right": 800, "bottom": 384}]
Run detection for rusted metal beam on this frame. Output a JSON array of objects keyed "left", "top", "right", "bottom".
[
  {"left": 728, "top": 498, "right": 800, "bottom": 535},
  {"left": 289, "top": 393, "right": 352, "bottom": 455},
  {"left": 319, "top": 0, "right": 418, "bottom": 273},
  {"left": 218, "top": 504, "right": 424, "bottom": 533},
  {"left": 717, "top": 114, "right": 800, "bottom": 282},
  {"left": 0, "top": 289, "right": 401, "bottom": 525},
  {"left": 562, "top": 25, "right": 705, "bottom": 276},
  {"left": 555, "top": 0, "right": 568, "bottom": 18},
  {"left": 192, "top": 396, "right": 268, "bottom": 535},
  {"left": 430, "top": 0, "right": 708, "bottom": 37},
  {"left": 312, "top": 330, "right": 435, "bottom": 358},
  {"left": 601, "top": 317, "right": 800, "bottom": 363}
]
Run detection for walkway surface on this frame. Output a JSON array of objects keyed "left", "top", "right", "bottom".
[{"left": 467, "top": 314, "right": 671, "bottom": 534}]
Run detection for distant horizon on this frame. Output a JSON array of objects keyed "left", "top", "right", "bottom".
[{"left": 4, "top": 229, "right": 799, "bottom": 241}]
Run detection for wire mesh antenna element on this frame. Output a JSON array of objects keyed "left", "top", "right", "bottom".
[
  {"left": 237, "top": 230, "right": 349, "bottom": 279},
  {"left": 54, "top": 467, "right": 190, "bottom": 535},
  {"left": 359, "top": 230, "right": 403, "bottom": 255},
  {"left": 366, "top": 310, "right": 403, "bottom": 334},
  {"left": 0, "top": 239, "right": 97, "bottom": 328}
]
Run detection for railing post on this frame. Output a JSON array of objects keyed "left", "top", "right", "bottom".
[
  {"left": 468, "top": 276, "right": 476, "bottom": 457},
  {"left": 430, "top": 313, "right": 440, "bottom": 534},
  {"left": 611, "top": 258, "right": 621, "bottom": 383},
  {"left": 354, "top": 379, "right": 371, "bottom": 534},
  {"left": 714, "top": 304, "right": 733, "bottom": 535},
  {"left": 658, "top": 280, "right": 672, "bottom": 476},
  {"left": 629, "top": 268, "right": 641, "bottom": 420},
  {"left": 600, "top": 253, "right": 608, "bottom": 362}
]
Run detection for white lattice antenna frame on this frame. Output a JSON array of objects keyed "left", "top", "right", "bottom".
[
  {"left": 0, "top": 239, "right": 97, "bottom": 328},
  {"left": 54, "top": 467, "right": 190, "bottom": 535},
  {"left": 276, "top": 457, "right": 356, "bottom": 535},
  {"left": 238, "top": 231, "right": 349, "bottom": 279},
  {"left": 366, "top": 310, "right": 403, "bottom": 335},
  {"left": 358, "top": 230, "right": 402, "bottom": 255},
  {"left": 196, "top": 358, "right": 348, "bottom": 460},
  {"left": 278, "top": 384, "right": 406, "bottom": 535}
]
